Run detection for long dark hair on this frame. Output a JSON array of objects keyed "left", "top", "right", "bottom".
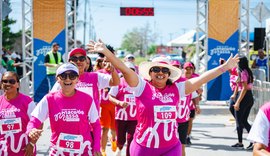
[{"left": 238, "top": 56, "right": 253, "bottom": 83}]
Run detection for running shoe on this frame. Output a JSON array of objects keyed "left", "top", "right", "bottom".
[
  {"left": 231, "top": 143, "right": 244, "bottom": 149},
  {"left": 102, "top": 151, "right": 107, "bottom": 156},
  {"left": 111, "top": 139, "right": 117, "bottom": 152},
  {"left": 246, "top": 143, "right": 254, "bottom": 150},
  {"left": 186, "top": 136, "right": 192, "bottom": 145}
]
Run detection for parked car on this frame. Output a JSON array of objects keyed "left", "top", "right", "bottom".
[{"left": 116, "top": 50, "right": 125, "bottom": 58}]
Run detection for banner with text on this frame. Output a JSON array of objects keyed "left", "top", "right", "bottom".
[
  {"left": 33, "top": 0, "right": 66, "bottom": 102},
  {"left": 207, "top": 0, "right": 239, "bottom": 100}
]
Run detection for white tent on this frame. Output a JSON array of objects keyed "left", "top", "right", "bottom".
[{"left": 167, "top": 30, "right": 196, "bottom": 46}]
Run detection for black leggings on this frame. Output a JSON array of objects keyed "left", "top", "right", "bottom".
[{"left": 234, "top": 90, "right": 254, "bottom": 143}]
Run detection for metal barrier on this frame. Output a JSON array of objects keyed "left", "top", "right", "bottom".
[
  {"left": 252, "top": 68, "right": 266, "bottom": 82},
  {"left": 19, "top": 71, "right": 33, "bottom": 97},
  {"left": 250, "top": 79, "right": 270, "bottom": 121}
]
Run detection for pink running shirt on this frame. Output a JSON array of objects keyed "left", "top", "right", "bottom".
[
  {"left": 109, "top": 78, "right": 137, "bottom": 121},
  {"left": 30, "top": 90, "right": 99, "bottom": 155},
  {"left": 130, "top": 76, "right": 185, "bottom": 148},
  {"left": 0, "top": 93, "right": 35, "bottom": 155}
]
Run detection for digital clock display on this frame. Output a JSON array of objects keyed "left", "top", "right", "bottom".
[{"left": 120, "top": 7, "right": 154, "bottom": 16}]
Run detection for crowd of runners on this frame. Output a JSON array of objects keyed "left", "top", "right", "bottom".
[{"left": 1, "top": 39, "right": 269, "bottom": 156}]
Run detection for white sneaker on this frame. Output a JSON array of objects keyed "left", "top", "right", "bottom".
[{"left": 115, "top": 148, "right": 122, "bottom": 156}]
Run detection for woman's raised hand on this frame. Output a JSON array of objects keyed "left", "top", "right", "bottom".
[
  {"left": 224, "top": 54, "right": 239, "bottom": 70},
  {"left": 87, "top": 39, "right": 107, "bottom": 54}
]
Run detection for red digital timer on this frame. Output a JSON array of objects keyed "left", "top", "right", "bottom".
[{"left": 120, "top": 7, "right": 154, "bottom": 16}]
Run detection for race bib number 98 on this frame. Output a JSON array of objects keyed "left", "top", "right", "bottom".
[
  {"left": 57, "top": 133, "right": 83, "bottom": 153},
  {"left": 154, "top": 105, "right": 176, "bottom": 123}
]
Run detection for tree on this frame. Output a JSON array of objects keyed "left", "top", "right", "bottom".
[
  {"left": 2, "top": 17, "right": 21, "bottom": 50},
  {"left": 2, "top": 0, "right": 21, "bottom": 51},
  {"left": 121, "top": 22, "right": 158, "bottom": 56}
]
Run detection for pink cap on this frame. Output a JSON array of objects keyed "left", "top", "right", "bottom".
[
  {"left": 68, "top": 48, "right": 86, "bottom": 58},
  {"left": 183, "top": 62, "right": 194, "bottom": 69},
  {"left": 171, "top": 60, "right": 180, "bottom": 67}
]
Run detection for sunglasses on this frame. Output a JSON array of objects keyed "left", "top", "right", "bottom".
[
  {"left": 127, "top": 57, "right": 134, "bottom": 60},
  {"left": 150, "top": 67, "right": 170, "bottom": 74},
  {"left": 58, "top": 72, "right": 78, "bottom": 80},
  {"left": 1, "top": 79, "right": 17, "bottom": 84},
  {"left": 69, "top": 56, "right": 86, "bottom": 62}
]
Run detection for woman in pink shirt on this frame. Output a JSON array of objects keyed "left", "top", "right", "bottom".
[
  {"left": 27, "top": 63, "right": 101, "bottom": 156},
  {"left": 87, "top": 39, "right": 239, "bottom": 156},
  {"left": 0, "top": 71, "right": 36, "bottom": 156},
  {"left": 109, "top": 62, "right": 138, "bottom": 156},
  {"left": 231, "top": 56, "right": 254, "bottom": 150}
]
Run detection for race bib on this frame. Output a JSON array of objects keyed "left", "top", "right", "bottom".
[
  {"left": 124, "top": 94, "right": 135, "bottom": 104},
  {"left": 0, "top": 118, "right": 22, "bottom": 134},
  {"left": 57, "top": 133, "right": 83, "bottom": 153},
  {"left": 154, "top": 105, "right": 177, "bottom": 123}
]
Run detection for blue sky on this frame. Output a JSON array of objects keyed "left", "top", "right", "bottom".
[{"left": 9, "top": 0, "right": 270, "bottom": 48}]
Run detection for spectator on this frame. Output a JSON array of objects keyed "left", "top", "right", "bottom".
[
  {"left": 44, "top": 42, "right": 63, "bottom": 90},
  {"left": 231, "top": 56, "right": 254, "bottom": 150},
  {"left": 252, "top": 49, "right": 268, "bottom": 78},
  {"left": 7, "top": 53, "right": 22, "bottom": 73}
]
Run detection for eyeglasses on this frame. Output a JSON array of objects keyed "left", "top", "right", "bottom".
[
  {"left": 58, "top": 72, "right": 78, "bottom": 80},
  {"left": 127, "top": 57, "right": 134, "bottom": 60},
  {"left": 69, "top": 56, "right": 86, "bottom": 62},
  {"left": 150, "top": 67, "right": 170, "bottom": 74},
  {"left": 1, "top": 79, "right": 17, "bottom": 84}
]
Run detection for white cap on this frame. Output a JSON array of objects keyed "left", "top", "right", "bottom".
[
  {"left": 125, "top": 54, "right": 135, "bottom": 59},
  {"left": 56, "top": 63, "right": 79, "bottom": 76},
  {"left": 11, "top": 53, "right": 17, "bottom": 59}
]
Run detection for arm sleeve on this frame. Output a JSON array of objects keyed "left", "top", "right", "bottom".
[
  {"left": 91, "top": 120, "right": 101, "bottom": 152},
  {"left": 109, "top": 86, "right": 119, "bottom": 97},
  {"left": 191, "top": 91, "right": 199, "bottom": 99},
  {"left": 27, "top": 101, "right": 36, "bottom": 119},
  {"left": 97, "top": 73, "right": 111, "bottom": 89},
  {"left": 26, "top": 116, "right": 42, "bottom": 135},
  {"left": 88, "top": 100, "right": 101, "bottom": 152},
  {"left": 31, "top": 96, "right": 49, "bottom": 123},
  {"left": 247, "top": 110, "right": 270, "bottom": 146}
]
